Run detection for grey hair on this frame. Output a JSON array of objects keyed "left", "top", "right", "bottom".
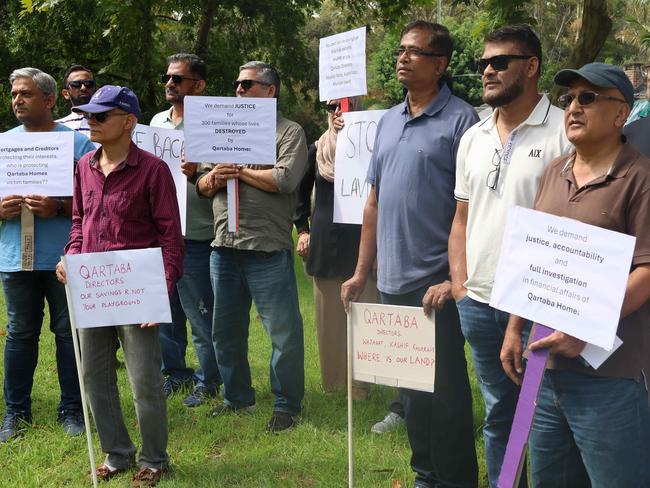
[
  {"left": 239, "top": 61, "right": 280, "bottom": 99},
  {"left": 9, "top": 67, "right": 57, "bottom": 101}
]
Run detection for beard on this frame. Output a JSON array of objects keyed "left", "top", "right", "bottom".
[
  {"left": 482, "top": 69, "right": 526, "bottom": 107},
  {"left": 70, "top": 93, "right": 93, "bottom": 106}
]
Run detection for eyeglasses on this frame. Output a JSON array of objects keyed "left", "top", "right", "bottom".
[
  {"left": 557, "top": 91, "right": 627, "bottom": 109},
  {"left": 325, "top": 103, "right": 340, "bottom": 113},
  {"left": 231, "top": 79, "right": 271, "bottom": 91},
  {"left": 67, "top": 80, "right": 96, "bottom": 89},
  {"left": 477, "top": 55, "right": 534, "bottom": 73},
  {"left": 486, "top": 149, "right": 502, "bottom": 190},
  {"left": 160, "top": 74, "right": 201, "bottom": 84},
  {"left": 82, "top": 112, "right": 130, "bottom": 123},
  {"left": 393, "top": 47, "right": 446, "bottom": 59}
]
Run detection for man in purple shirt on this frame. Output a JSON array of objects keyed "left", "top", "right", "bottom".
[{"left": 56, "top": 85, "right": 183, "bottom": 487}]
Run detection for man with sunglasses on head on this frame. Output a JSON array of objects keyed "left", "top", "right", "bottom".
[
  {"left": 448, "top": 25, "right": 571, "bottom": 487},
  {"left": 0, "top": 67, "right": 95, "bottom": 443},
  {"left": 197, "top": 61, "right": 308, "bottom": 432},
  {"left": 341, "top": 21, "right": 479, "bottom": 488},
  {"left": 56, "top": 64, "right": 97, "bottom": 133},
  {"left": 150, "top": 53, "right": 222, "bottom": 408},
  {"left": 56, "top": 85, "right": 183, "bottom": 486},
  {"left": 501, "top": 63, "right": 650, "bottom": 487}
]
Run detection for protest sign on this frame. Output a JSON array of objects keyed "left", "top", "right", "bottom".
[
  {"left": 319, "top": 27, "right": 367, "bottom": 101},
  {"left": 333, "top": 110, "right": 386, "bottom": 224},
  {"left": 63, "top": 248, "right": 171, "bottom": 328},
  {"left": 0, "top": 131, "right": 74, "bottom": 196},
  {"left": 132, "top": 124, "right": 187, "bottom": 234},
  {"left": 349, "top": 302, "right": 435, "bottom": 392},
  {"left": 490, "top": 206, "right": 635, "bottom": 350},
  {"left": 183, "top": 96, "right": 276, "bottom": 165}
]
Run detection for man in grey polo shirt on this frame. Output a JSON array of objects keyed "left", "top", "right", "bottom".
[
  {"left": 197, "top": 61, "right": 307, "bottom": 432},
  {"left": 342, "top": 21, "right": 478, "bottom": 488},
  {"left": 448, "top": 25, "right": 571, "bottom": 487}
]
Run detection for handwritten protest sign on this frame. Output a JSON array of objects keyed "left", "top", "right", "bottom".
[
  {"left": 183, "top": 96, "right": 276, "bottom": 165},
  {"left": 333, "top": 110, "right": 386, "bottom": 224},
  {"left": 132, "top": 124, "right": 187, "bottom": 234},
  {"left": 63, "top": 248, "right": 171, "bottom": 328},
  {"left": 0, "top": 131, "right": 74, "bottom": 196},
  {"left": 349, "top": 302, "right": 435, "bottom": 392},
  {"left": 319, "top": 27, "right": 367, "bottom": 101},
  {"left": 490, "top": 206, "right": 635, "bottom": 350}
]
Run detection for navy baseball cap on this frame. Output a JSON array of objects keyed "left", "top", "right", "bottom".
[
  {"left": 73, "top": 85, "right": 141, "bottom": 119},
  {"left": 554, "top": 63, "right": 634, "bottom": 108}
]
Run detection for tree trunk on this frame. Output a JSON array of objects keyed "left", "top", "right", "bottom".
[
  {"left": 194, "top": 0, "right": 217, "bottom": 59},
  {"left": 551, "top": 0, "right": 612, "bottom": 100}
]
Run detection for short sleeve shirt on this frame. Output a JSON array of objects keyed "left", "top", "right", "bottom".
[
  {"left": 535, "top": 143, "right": 650, "bottom": 379},
  {"left": 0, "top": 124, "right": 96, "bottom": 271},
  {"left": 367, "top": 84, "right": 478, "bottom": 294},
  {"left": 455, "top": 95, "right": 572, "bottom": 302}
]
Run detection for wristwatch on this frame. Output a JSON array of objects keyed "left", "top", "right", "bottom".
[{"left": 55, "top": 198, "right": 66, "bottom": 217}]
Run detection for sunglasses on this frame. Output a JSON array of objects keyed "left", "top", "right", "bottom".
[
  {"left": 393, "top": 47, "right": 446, "bottom": 59},
  {"left": 82, "top": 112, "right": 130, "bottom": 123},
  {"left": 231, "top": 79, "right": 271, "bottom": 91},
  {"left": 477, "top": 54, "right": 534, "bottom": 72},
  {"left": 557, "top": 91, "right": 627, "bottom": 110},
  {"left": 160, "top": 74, "right": 201, "bottom": 84},
  {"left": 325, "top": 103, "right": 340, "bottom": 113},
  {"left": 67, "top": 80, "right": 96, "bottom": 89},
  {"left": 486, "top": 148, "right": 502, "bottom": 191}
]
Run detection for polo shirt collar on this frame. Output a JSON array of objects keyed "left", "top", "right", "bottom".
[
  {"left": 401, "top": 83, "right": 452, "bottom": 119},
  {"left": 162, "top": 107, "right": 174, "bottom": 125},
  {"left": 560, "top": 142, "right": 638, "bottom": 185},
  {"left": 480, "top": 94, "right": 553, "bottom": 132}
]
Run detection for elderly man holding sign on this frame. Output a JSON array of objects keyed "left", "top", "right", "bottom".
[
  {"left": 501, "top": 64, "right": 650, "bottom": 486},
  {"left": 56, "top": 85, "right": 183, "bottom": 486}
]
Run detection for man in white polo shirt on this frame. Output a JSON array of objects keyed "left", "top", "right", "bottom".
[{"left": 447, "top": 25, "right": 571, "bottom": 488}]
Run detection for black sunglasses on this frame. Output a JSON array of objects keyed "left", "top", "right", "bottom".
[
  {"left": 67, "top": 80, "right": 96, "bottom": 89},
  {"left": 231, "top": 79, "right": 271, "bottom": 91},
  {"left": 82, "top": 112, "right": 129, "bottom": 123},
  {"left": 325, "top": 103, "right": 340, "bottom": 113},
  {"left": 160, "top": 74, "right": 201, "bottom": 84},
  {"left": 477, "top": 54, "right": 534, "bottom": 72},
  {"left": 558, "top": 91, "right": 627, "bottom": 110}
]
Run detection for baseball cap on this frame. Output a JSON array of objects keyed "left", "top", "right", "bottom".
[
  {"left": 554, "top": 62, "right": 634, "bottom": 107},
  {"left": 73, "top": 85, "right": 141, "bottom": 118}
]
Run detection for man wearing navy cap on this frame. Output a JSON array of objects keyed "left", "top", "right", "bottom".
[
  {"left": 501, "top": 63, "right": 650, "bottom": 487},
  {"left": 56, "top": 85, "right": 184, "bottom": 486}
]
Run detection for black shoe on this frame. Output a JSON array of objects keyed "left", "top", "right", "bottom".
[
  {"left": 0, "top": 412, "right": 31, "bottom": 443},
  {"left": 210, "top": 402, "right": 256, "bottom": 417},
  {"left": 162, "top": 377, "right": 194, "bottom": 399},
  {"left": 183, "top": 386, "right": 218, "bottom": 408},
  {"left": 57, "top": 409, "right": 85, "bottom": 436},
  {"left": 266, "top": 411, "right": 297, "bottom": 433}
]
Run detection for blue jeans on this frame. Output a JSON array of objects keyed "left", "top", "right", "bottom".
[
  {"left": 530, "top": 370, "right": 650, "bottom": 487},
  {"left": 381, "top": 285, "right": 478, "bottom": 488},
  {"left": 1, "top": 271, "right": 81, "bottom": 415},
  {"left": 210, "top": 247, "right": 304, "bottom": 415},
  {"left": 160, "top": 240, "right": 221, "bottom": 389},
  {"left": 456, "top": 295, "right": 528, "bottom": 488}
]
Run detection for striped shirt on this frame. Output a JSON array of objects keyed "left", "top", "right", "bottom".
[
  {"left": 64, "top": 142, "right": 184, "bottom": 294},
  {"left": 56, "top": 111, "right": 91, "bottom": 132}
]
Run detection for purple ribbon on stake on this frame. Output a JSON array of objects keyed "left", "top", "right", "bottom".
[{"left": 498, "top": 323, "right": 554, "bottom": 488}]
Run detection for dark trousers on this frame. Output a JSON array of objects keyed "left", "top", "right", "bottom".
[{"left": 380, "top": 284, "right": 478, "bottom": 488}]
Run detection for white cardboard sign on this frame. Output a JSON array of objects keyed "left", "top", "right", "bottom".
[
  {"left": 183, "top": 96, "right": 276, "bottom": 165},
  {"left": 334, "top": 110, "right": 386, "bottom": 224},
  {"left": 319, "top": 27, "right": 367, "bottom": 101},
  {"left": 132, "top": 124, "right": 187, "bottom": 235},
  {"left": 350, "top": 302, "right": 435, "bottom": 392},
  {"left": 0, "top": 131, "right": 74, "bottom": 196},
  {"left": 490, "top": 206, "right": 635, "bottom": 350},
  {"left": 64, "top": 248, "right": 171, "bottom": 328}
]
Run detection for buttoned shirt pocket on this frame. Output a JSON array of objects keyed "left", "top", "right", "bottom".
[{"left": 104, "top": 190, "right": 148, "bottom": 221}]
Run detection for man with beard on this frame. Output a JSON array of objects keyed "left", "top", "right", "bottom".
[
  {"left": 151, "top": 53, "right": 222, "bottom": 407},
  {"left": 342, "top": 21, "right": 479, "bottom": 488},
  {"left": 56, "top": 65, "right": 97, "bottom": 133},
  {"left": 448, "top": 25, "right": 571, "bottom": 487}
]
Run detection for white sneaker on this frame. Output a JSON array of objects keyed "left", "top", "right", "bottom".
[{"left": 371, "top": 411, "right": 404, "bottom": 434}]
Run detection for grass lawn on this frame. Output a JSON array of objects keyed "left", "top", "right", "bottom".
[{"left": 0, "top": 251, "right": 488, "bottom": 487}]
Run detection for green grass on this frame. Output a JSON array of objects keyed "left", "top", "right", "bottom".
[{"left": 0, "top": 252, "right": 488, "bottom": 487}]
